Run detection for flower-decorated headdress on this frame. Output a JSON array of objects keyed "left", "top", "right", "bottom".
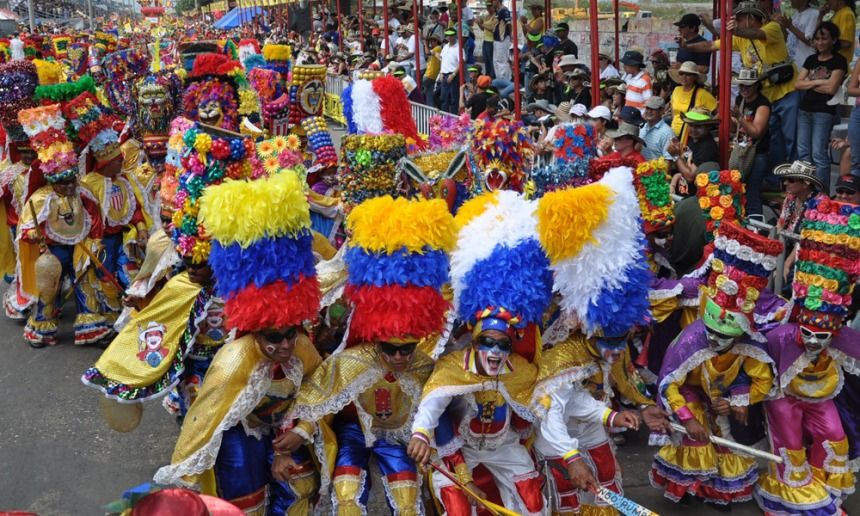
[
  {"left": 427, "top": 113, "right": 471, "bottom": 151},
  {"left": 531, "top": 121, "right": 597, "bottom": 196},
  {"left": 696, "top": 169, "right": 745, "bottom": 242},
  {"left": 633, "top": 158, "right": 675, "bottom": 234},
  {"left": 468, "top": 117, "right": 533, "bottom": 192},
  {"left": 537, "top": 167, "right": 652, "bottom": 338},
  {"left": 341, "top": 75, "right": 425, "bottom": 149},
  {"left": 703, "top": 221, "right": 783, "bottom": 340},
  {"left": 62, "top": 91, "right": 124, "bottom": 170},
  {"left": 301, "top": 116, "right": 338, "bottom": 173},
  {"left": 345, "top": 196, "right": 456, "bottom": 344},
  {"left": 160, "top": 117, "right": 194, "bottom": 222},
  {"left": 18, "top": 104, "right": 78, "bottom": 183},
  {"left": 103, "top": 48, "right": 150, "bottom": 117},
  {"left": 792, "top": 197, "right": 860, "bottom": 331},
  {"left": 0, "top": 60, "right": 38, "bottom": 157},
  {"left": 182, "top": 53, "right": 240, "bottom": 131},
  {"left": 199, "top": 169, "right": 320, "bottom": 332},
  {"left": 169, "top": 123, "right": 256, "bottom": 263},
  {"left": 256, "top": 135, "right": 304, "bottom": 176},
  {"left": 451, "top": 190, "right": 554, "bottom": 359},
  {"left": 339, "top": 134, "right": 407, "bottom": 211}
]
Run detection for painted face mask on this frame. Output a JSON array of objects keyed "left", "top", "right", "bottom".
[
  {"left": 475, "top": 335, "right": 512, "bottom": 376},
  {"left": 800, "top": 326, "right": 833, "bottom": 358},
  {"left": 705, "top": 327, "right": 737, "bottom": 353},
  {"left": 595, "top": 335, "right": 627, "bottom": 364}
]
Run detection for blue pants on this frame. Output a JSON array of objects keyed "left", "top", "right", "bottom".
[
  {"left": 492, "top": 78, "right": 514, "bottom": 98},
  {"left": 797, "top": 109, "right": 837, "bottom": 194},
  {"left": 768, "top": 90, "right": 799, "bottom": 169},
  {"left": 216, "top": 425, "right": 314, "bottom": 515},
  {"left": 848, "top": 105, "right": 860, "bottom": 178},
  {"left": 746, "top": 153, "right": 770, "bottom": 217},
  {"left": 465, "top": 36, "right": 476, "bottom": 65},
  {"left": 332, "top": 422, "right": 418, "bottom": 513},
  {"left": 440, "top": 73, "right": 458, "bottom": 114},
  {"left": 483, "top": 40, "right": 495, "bottom": 78},
  {"left": 101, "top": 233, "right": 131, "bottom": 288}
]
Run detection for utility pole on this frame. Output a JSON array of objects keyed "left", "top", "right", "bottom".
[
  {"left": 88, "top": 0, "right": 94, "bottom": 30},
  {"left": 27, "top": 0, "right": 35, "bottom": 32}
]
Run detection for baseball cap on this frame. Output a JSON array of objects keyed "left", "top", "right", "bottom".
[
  {"left": 836, "top": 174, "right": 860, "bottom": 193},
  {"left": 444, "top": 28, "right": 457, "bottom": 36},
  {"left": 674, "top": 13, "right": 702, "bottom": 27},
  {"left": 587, "top": 105, "right": 612, "bottom": 121},
  {"left": 553, "top": 22, "right": 570, "bottom": 32},
  {"left": 569, "top": 103, "right": 588, "bottom": 117},
  {"left": 477, "top": 75, "right": 491, "bottom": 88},
  {"left": 645, "top": 96, "right": 666, "bottom": 110}
]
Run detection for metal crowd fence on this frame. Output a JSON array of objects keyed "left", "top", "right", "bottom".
[{"left": 322, "top": 73, "right": 456, "bottom": 136}]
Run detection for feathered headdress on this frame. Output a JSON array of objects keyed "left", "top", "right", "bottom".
[
  {"left": 451, "top": 190, "right": 553, "bottom": 358},
  {"left": 704, "top": 221, "right": 783, "bottom": 340},
  {"left": 199, "top": 170, "right": 320, "bottom": 332},
  {"left": 33, "top": 59, "right": 63, "bottom": 86},
  {"left": 537, "top": 167, "right": 652, "bottom": 338},
  {"left": 262, "top": 43, "right": 291, "bottom": 77},
  {"left": 62, "top": 92, "right": 124, "bottom": 170},
  {"left": 341, "top": 75, "right": 424, "bottom": 149},
  {"left": 18, "top": 104, "right": 77, "bottom": 183},
  {"left": 633, "top": 158, "right": 675, "bottom": 234},
  {"left": 34, "top": 74, "right": 96, "bottom": 104},
  {"left": 51, "top": 35, "right": 71, "bottom": 59},
  {"left": 530, "top": 122, "right": 598, "bottom": 197},
  {"left": 345, "top": 196, "right": 456, "bottom": 344},
  {"left": 469, "top": 117, "right": 533, "bottom": 192},
  {"left": 792, "top": 198, "right": 860, "bottom": 331}
]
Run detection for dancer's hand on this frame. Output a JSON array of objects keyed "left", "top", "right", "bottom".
[
  {"left": 464, "top": 482, "right": 487, "bottom": 506},
  {"left": 731, "top": 405, "right": 749, "bottom": 426},
  {"left": 407, "top": 436, "right": 432, "bottom": 466},
  {"left": 271, "top": 453, "right": 297, "bottom": 482},
  {"left": 567, "top": 459, "right": 598, "bottom": 491},
  {"left": 612, "top": 410, "right": 640, "bottom": 431},
  {"left": 273, "top": 430, "right": 305, "bottom": 454},
  {"left": 641, "top": 405, "right": 670, "bottom": 433},
  {"left": 712, "top": 398, "right": 731, "bottom": 417},
  {"left": 683, "top": 419, "right": 709, "bottom": 443}
]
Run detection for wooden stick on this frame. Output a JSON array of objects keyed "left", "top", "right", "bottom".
[
  {"left": 669, "top": 422, "right": 783, "bottom": 463},
  {"left": 428, "top": 462, "right": 521, "bottom": 516}
]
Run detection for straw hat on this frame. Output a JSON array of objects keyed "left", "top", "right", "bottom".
[
  {"left": 668, "top": 61, "right": 705, "bottom": 85},
  {"left": 606, "top": 121, "right": 645, "bottom": 145},
  {"left": 734, "top": 1, "right": 767, "bottom": 19},
  {"left": 681, "top": 107, "right": 718, "bottom": 125},
  {"left": 773, "top": 160, "right": 823, "bottom": 190},
  {"left": 554, "top": 101, "right": 572, "bottom": 122},
  {"left": 732, "top": 67, "right": 763, "bottom": 85}
]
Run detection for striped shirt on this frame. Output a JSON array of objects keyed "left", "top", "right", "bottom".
[
  {"left": 624, "top": 70, "right": 652, "bottom": 113},
  {"left": 640, "top": 119, "right": 675, "bottom": 161}
]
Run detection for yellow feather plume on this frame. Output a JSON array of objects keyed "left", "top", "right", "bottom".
[
  {"left": 262, "top": 44, "right": 291, "bottom": 61},
  {"left": 537, "top": 183, "right": 613, "bottom": 263},
  {"left": 347, "top": 196, "right": 456, "bottom": 253},
  {"left": 33, "top": 59, "right": 64, "bottom": 86},
  {"left": 198, "top": 170, "right": 310, "bottom": 247},
  {"left": 453, "top": 191, "right": 499, "bottom": 230}
]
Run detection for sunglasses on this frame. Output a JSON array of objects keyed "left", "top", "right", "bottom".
[
  {"left": 836, "top": 188, "right": 857, "bottom": 195},
  {"left": 476, "top": 335, "right": 513, "bottom": 353},
  {"left": 261, "top": 327, "right": 299, "bottom": 344},
  {"left": 379, "top": 341, "right": 417, "bottom": 356},
  {"left": 800, "top": 326, "right": 832, "bottom": 341}
]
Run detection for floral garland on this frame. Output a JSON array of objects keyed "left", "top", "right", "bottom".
[
  {"left": 695, "top": 169, "right": 745, "bottom": 241},
  {"left": 794, "top": 197, "right": 860, "bottom": 329},
  {"left": 169, "top": 124, "right": 256, "bottom": 263},
  {"left": 339, "top": 134, "right": 407, "bottom": 210},
  {"left": 634, "top": 158, "right": 674, "bottom": 234},
  {"left": 256, "top": 135, "right": 304, "bottom": 176},
  {"left": 588, "top": 156, "right": 639, "bottom": 182},
  {"left": 18, "top": 104, "right": 78, "bottom": 182},
  {"left": 62, "top": 92, "right": 122, "bottom": 155}
]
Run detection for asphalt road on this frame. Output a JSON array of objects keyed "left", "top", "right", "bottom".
[{"left": 5, "top": 305, "right": 858, "bottom": 515}]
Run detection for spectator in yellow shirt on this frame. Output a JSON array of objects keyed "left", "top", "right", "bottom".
[
  {"left": 668, "top": 61, "right": 718, "bottom": 139},
  {"left": 423, "top": 35, "right": 443, "bottom": 109},
  {"left": 824, "top": 0, "right": 857, "bottom": 63},
  {"left": 686, "top": 1, "right": 800, "bottom": 168}
]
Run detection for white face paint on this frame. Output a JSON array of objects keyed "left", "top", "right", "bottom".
[
  {"left": 800, "top": 326, "right": 833, "bottom": 358},
  {"left": 653, "top": 237, "right": 668, "bottom": 248},
  {"left": 705, "top": 328, "right": 737, "bottom": 353}
]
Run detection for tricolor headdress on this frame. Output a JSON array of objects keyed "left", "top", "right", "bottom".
[
  {"left": 451, "top": 190, "right": 553, "bottom": 357},
  {"left": 345, "top": 196, "right": 456, "bottom": 344},
  {"left": 537, "top": 167, "right": 652, "bottom": 338},
  {"left": 238, "top": 39, "right": 261, "bottom": 65},
  {"left": 62, "top": 92, "right": 124, "bottom": 170},
  {"left": 199, "top": 170, "right": 320, "bottom": 332},
  {"left": 262, "top": 43, "right": 291, "bottom": 78},
  {"left": 633, "top": 158, "right": 674, "bottom": 234},
  {"left": 18, "top": 104, "right": 77, "bottom": 183},
  {"left": 696, "top": 169, "right": 745, "bottom": 241},
  {"left": 792, "top": 198, "right": 860, "bottom": 331},
  {"left": 703, "top": 221, "right": 783, "bottom": 340},
  {"left": 341, "top": 75, "right": 424, "bottom": 149}
]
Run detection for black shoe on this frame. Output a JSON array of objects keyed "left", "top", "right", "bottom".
[
  {"left": 705, "top": 501, "right": 731, "bottom": 513},
  {"left": 678, "top": 493, "right": 693, "bottom": 506}
]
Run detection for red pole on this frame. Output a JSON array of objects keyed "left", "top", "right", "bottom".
[
  {"left": 588, "top": 0, "right": 600, "bottom": 106},
  {"left": 336, "top": 0, "right": 343, "bottom": 50},
  {"left": 717, "top": 0, "right": 732, "bottom": 168},
  {"left": 383, "top": 0, "right": 389, "bottom": 55},
  {"left": 544, "top": 0, "right": 550, "bottom": 31},
  {"left": 512, "top": 0, "right": 521, "bottom": 118},
  {"left": 413, "top": 0, "right": 422, "bottom": 98},
  {"left": 711, "top": 0, "right": 719, "bottom": 85},
  {"left": 613, "top": 0, "right": 619, "bottom": 67},
  {"left": 457, "top": 0, "right": 464, "bottom": 91}
]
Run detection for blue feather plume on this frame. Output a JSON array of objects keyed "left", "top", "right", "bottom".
[
  {"left": 345, "top": 246, "right": 450, "bottom": 289},
  {"left": 342, "top": 84, "right": 357, "bottom": 134},
  {"left": 585, "top": 251, "right": 653, "bottom": 336}
]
